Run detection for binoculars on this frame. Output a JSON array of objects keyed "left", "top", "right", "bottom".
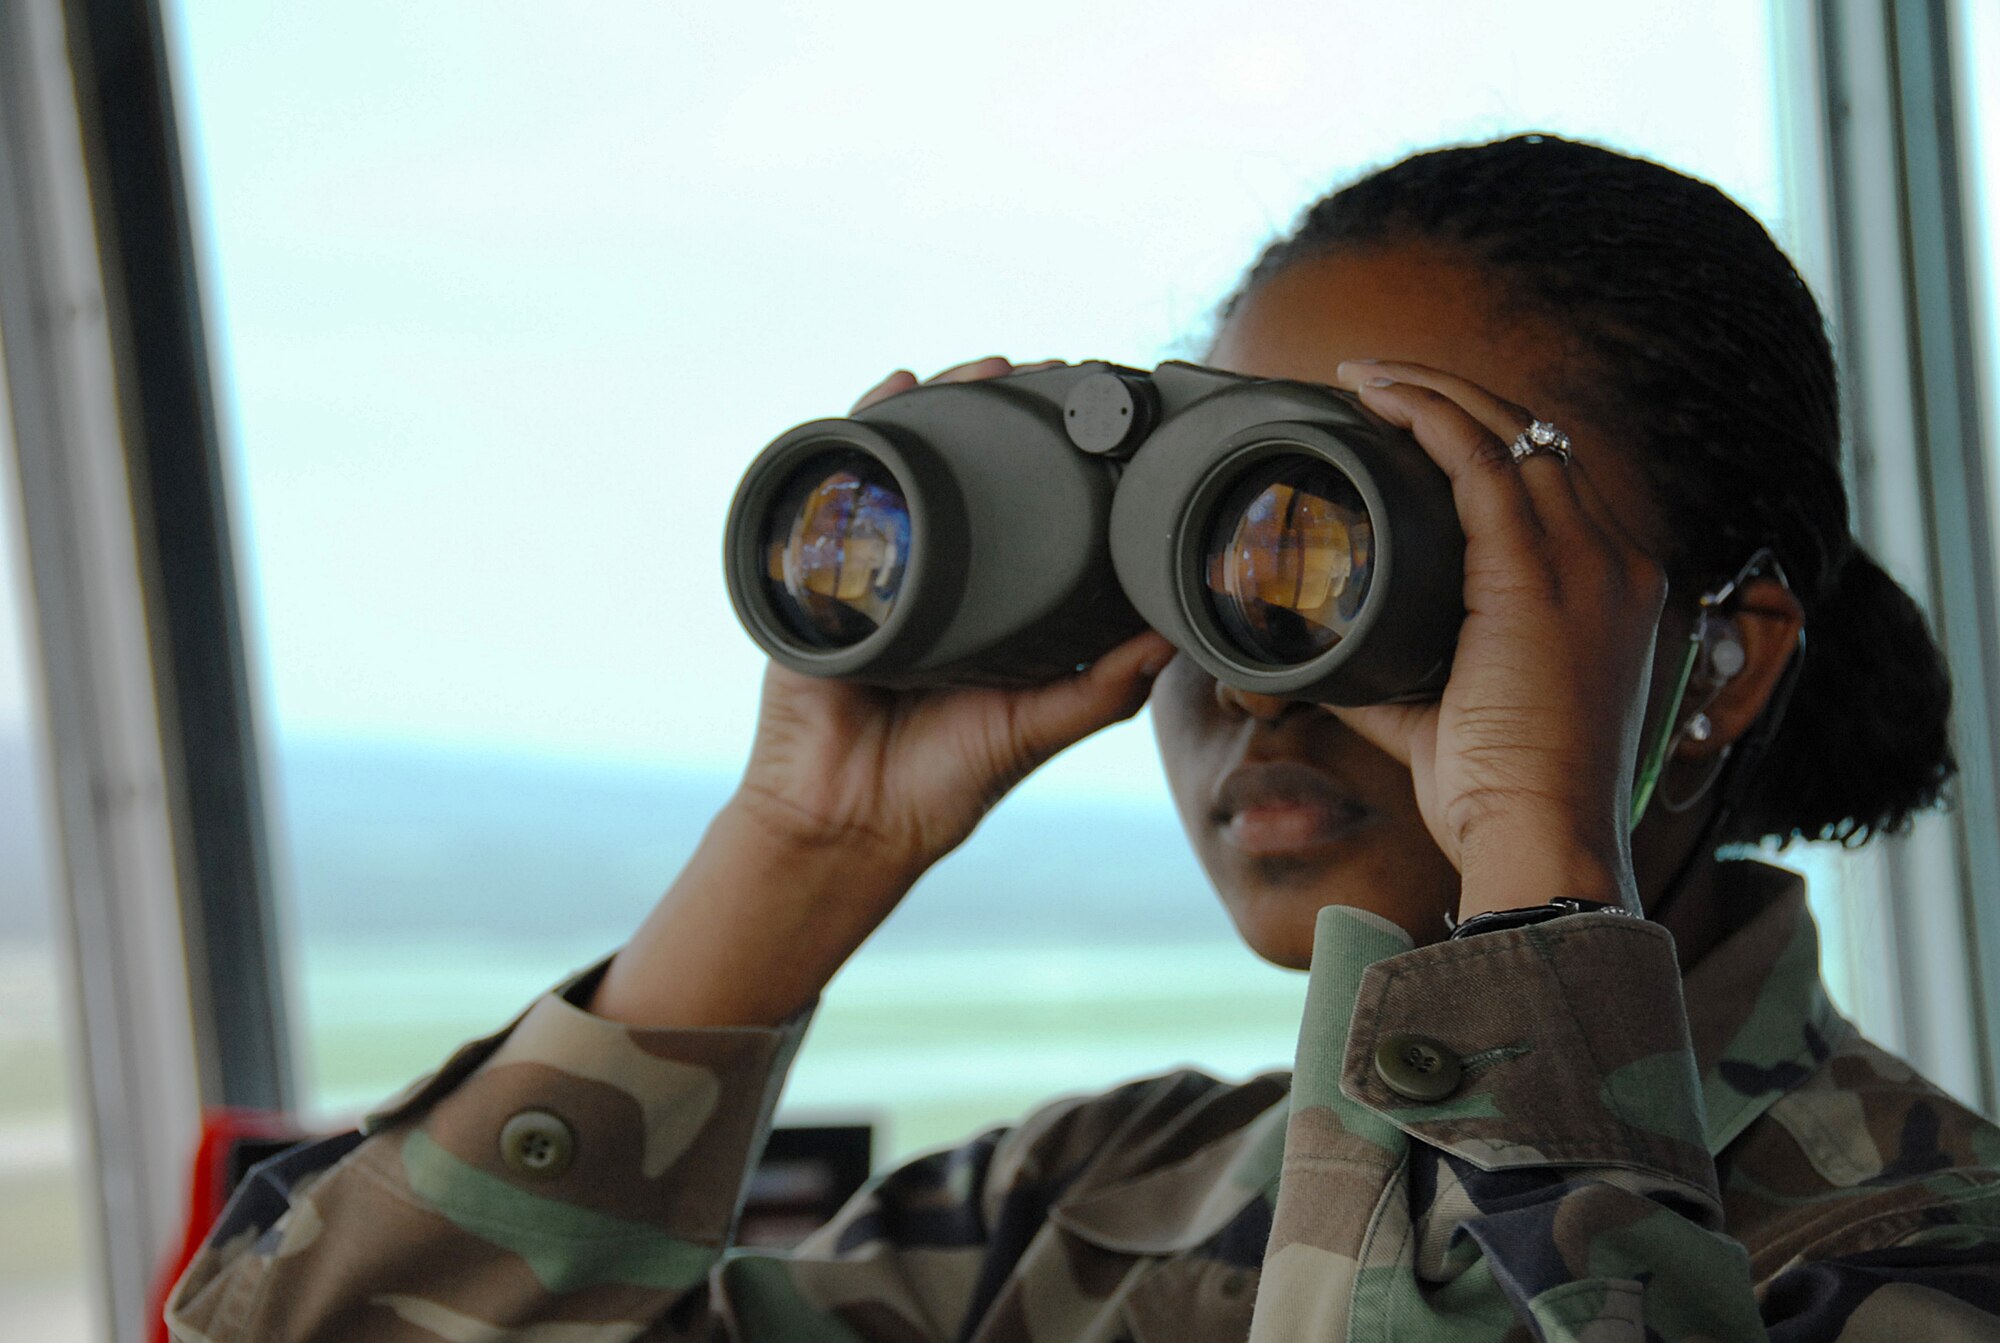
[{"left": 722, "top": 361, "right": 1466, "bottom": 705}]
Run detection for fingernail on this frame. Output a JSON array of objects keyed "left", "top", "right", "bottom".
[
  {"left": 1336, "top": 359, "right": 1392, "bottom": 391},
  {"left": 850, "top": 370, "right": 914, "bottom": 412}
]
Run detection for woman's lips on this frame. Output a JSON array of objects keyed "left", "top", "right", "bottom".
[{"left": 1212, "top": 761, "right": 1372, "bottom": 855}]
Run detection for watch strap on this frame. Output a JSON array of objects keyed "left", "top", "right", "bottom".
[{"left": 1446, "top": 897, "right": 1638, "bottom": 940}]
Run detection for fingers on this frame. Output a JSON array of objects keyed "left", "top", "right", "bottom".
[
  {"left": 1338, "top": 363, "right": 1557, "bottom": 547},
  {"left": 1321, "top": 700, "right": 1429, "bottom": 767},
  {"left": 1336, "top": 359, "right": 1641, "bottom": 542},
  {"left": 1333, "top": 356, "right": 1665, "bottom": 656},
  {"left": 926, "top": 355, "right": 1015, "bottom": 384},
  {"left": 925, "top": 356, "right": 1067, "bottom": 383},
  {"left": 851, "top": 369, "right": 918, "bottom": 413},
  {"left": 1339, "top": 359, "right": 1540, "bottom": 449},
  {"left": 1003, "top": 630, "right": 1176, "bottom": 766},
  {"left": 1335, "top": 358, "right": 1632, "bottom": 554},
  {"left": 1338, "top": 359, "right": 1570, "bottom": 496},
  {"left": 852, "top": 357, "right": 1062, "bottom": 414}
]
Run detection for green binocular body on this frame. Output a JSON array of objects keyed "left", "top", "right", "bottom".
[{"left": 723, "top": 361, "right": 1466, "bottom": 705}]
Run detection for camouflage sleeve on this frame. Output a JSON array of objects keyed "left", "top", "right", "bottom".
[
  {"left": 1254, "top": 906, "right": 2000, "bottom": 1341},
  {"left": 164, "top": 951, "right": 1229, "bottom": 1342},
  {"left": 168, "top": 961, "right": 821, "bottom": 1341},
  {"left": 164, "top": 912, "right": 2000, "bottom": 1341},
  {"left": 1341, "top": 911, "right": 1765, "bottom": 1338}
]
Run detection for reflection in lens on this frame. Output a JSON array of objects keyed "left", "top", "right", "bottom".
[
  {"left": 1204, "top": 457, "right": 1374, "bottom": 665},
  {"left": 763, "top": 450, "right": 911, "bottom": 648}
]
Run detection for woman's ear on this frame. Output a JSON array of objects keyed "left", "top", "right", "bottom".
[{"left": 1674, "top": 576, "right": 1806, "bottom": 759}]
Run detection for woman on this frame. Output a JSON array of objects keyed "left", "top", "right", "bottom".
[{"left": 170, "top": 138, "right": 2000, "bottom": 1341}]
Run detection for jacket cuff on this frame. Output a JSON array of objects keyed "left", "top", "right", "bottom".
[
  {"left": 1339, "top": 914, "right": 1718, "bottom": 1208},
  {"left": 357, "top": 960, "right": 810, "bottom": 1248}
]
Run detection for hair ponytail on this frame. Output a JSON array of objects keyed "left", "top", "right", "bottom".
[
  {"left": 1741, "top": 548, "right": 1955, "bottom": 844},
  {"left": 1224, "top": 135, "right": 1960, "bottom": 846}
]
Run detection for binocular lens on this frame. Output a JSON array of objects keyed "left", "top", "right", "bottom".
[
  {"left": 1204, "top": 457, "right": 1375, "bottom": 666},
  {"left": 763, "top": 450, "right": 911, "bottom": 649}
]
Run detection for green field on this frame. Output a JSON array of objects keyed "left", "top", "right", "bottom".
[{"left": 299, "top": 937, "right": 1312, "bottom": 1163}]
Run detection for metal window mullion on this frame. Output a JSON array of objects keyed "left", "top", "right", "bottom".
[
  {"left": 1818, "top": 0, "right": 1999, "bottom": 1115},
  {"left": 0, "top": 4, "right": 203, "bottom": 1337},
  {"left": 64, "top": 0, "right": 295, "bottom": 1116},
  {"left": 1891, "top": 0, "right": 2000, "bottom": 1115}
]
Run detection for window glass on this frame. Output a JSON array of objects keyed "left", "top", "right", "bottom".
[
  {"left": 1955, "top": 0, "right": 2000, "bottom": 1082},
  {"left": 167, "top": 2, "right": 1809, "bottom": 1161},
  {"left": 0, "top": 350, "right": 96, "bottom": 1339},
  {"left": 1963, "top": 3, "right": 2000, "bottom": 647}
]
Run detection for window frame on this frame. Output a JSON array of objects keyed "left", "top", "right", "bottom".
[
  {"left": 5, "top": 4, "right": 1998, "bottom": 1339},
  {"left": 0, "top": 0, "right": 290, "bottom": 1337},
  {"left": 1804, "top": 0, "right": 1999, "bottom": 1113}
]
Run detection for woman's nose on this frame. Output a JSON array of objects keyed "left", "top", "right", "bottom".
[{"left": 1214, "top": 681, "right": 1294, "bottom": 722}]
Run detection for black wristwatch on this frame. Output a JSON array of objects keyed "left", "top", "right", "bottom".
[{"left": 1446, "top": 897, "right": 1639, "bottom": 940}]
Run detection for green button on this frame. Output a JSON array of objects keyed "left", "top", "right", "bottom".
[
  {"left": 499, "top": 1109, "right": 576, "bottom": 1180},
  {"left": 1374, "top": 1033, "right": 1462, "bottom": 1102}
]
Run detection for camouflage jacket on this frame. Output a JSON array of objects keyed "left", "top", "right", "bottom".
[{"left": 169, "top": 863, "right": 2000, "bottom": 1341}]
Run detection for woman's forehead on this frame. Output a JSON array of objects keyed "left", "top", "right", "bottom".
[
  {"left": 1210, "top": 244, "right": 1667, "bottom": 547},
  {"left": 1212, "top": 245, "right": 1554, "bottom": 398}
]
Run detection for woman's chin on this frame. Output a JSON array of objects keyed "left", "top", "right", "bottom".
[
  {"left": 1234, "top": 920, "right": 1319, "bottom": 972},
  {"left": 1214, "top": 864, "right": 1458, "bottom": 965},
  {"left": 1218, "top": 882, "right": 1356, "bottom": 970},
  {"left": 1192, "top": 806, "right": 1462, "bottom": 964}
]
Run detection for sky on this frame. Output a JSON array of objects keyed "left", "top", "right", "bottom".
[
  {"left": 0, "top": 0, "right": 1912, "bottom": 807},
  {"left": 4, "top": 0, "right": 2000, "bottom": 1154}
]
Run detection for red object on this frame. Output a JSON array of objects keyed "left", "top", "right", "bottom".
[{"left": 150, "top": 1108, "right": 310, "bottom": 1343}]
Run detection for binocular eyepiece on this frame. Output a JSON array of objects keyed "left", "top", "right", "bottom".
[{"left": 723, "top": 361, "right": 1466, "bottom": 705}]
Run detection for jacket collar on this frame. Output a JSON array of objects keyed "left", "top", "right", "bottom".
[
  {"left": 1681, "top": 861, "right": 1852, "bottom": 1152},
  {"left": 1054, "top": 862, "right": 1846, "bottom": 1254}
]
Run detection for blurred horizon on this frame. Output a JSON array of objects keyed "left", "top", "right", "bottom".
[
  {"left": 0, "top": 5, "right": 1814, "bottom": 1335},
  {"left": 144, "top": 0, "right": 1788, "bottom": 783}
]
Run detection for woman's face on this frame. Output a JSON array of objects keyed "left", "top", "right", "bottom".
[{"left": 1152, "top": 242, "right": 1665, "bottom": 966}]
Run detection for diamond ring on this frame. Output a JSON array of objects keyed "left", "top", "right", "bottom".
[{"left": 1509, "top": 420, "right": 1572, "bottom": 465}]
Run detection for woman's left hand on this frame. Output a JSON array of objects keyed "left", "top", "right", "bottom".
[{"left": 1330, "top": 359, "right": 1665, "bottom": 922}]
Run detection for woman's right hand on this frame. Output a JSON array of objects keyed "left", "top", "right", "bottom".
[
  {"left": 591, "top": 358, "right": 1175, "bottom": 1029},
  {"left": 739, "top": 359, "right": 1175, "bottom": 886}
]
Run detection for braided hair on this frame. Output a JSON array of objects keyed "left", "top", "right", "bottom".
[{"left": 1222, "top": 134, "right": 1954, "bottom": 847}]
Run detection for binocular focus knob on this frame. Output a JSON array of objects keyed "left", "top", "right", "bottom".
[{"left": 1063, "top": 371, "right": 1158, "bottom": 457}]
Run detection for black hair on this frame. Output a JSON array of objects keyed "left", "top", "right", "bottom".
[{"left": 1223, "top": 134, "right": 1954, "bottom": 847}]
